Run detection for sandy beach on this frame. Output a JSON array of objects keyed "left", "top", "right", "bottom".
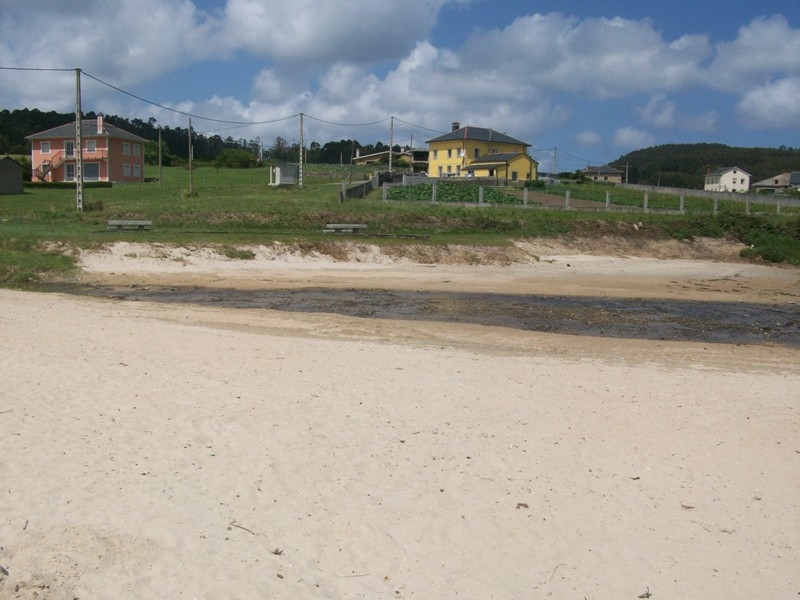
[{"left": 1, "top": 239, "right": 798, "bottom": 599}]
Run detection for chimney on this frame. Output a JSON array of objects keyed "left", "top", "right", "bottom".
[
  {"left": 451, "top": 121, "right": 460, "bottom": 131},
  {"left": 97, "top": 113, "right": 104, "bottom": 134}
]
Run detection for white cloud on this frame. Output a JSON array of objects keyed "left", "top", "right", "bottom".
[
  {"left": 708, "top": 16, "right": 800, "bottom": 92},
  {"left": 4, "top": 1, "right": 218, "bottom": 75},
  {"left": 738, "top": 77, "right": 800, "bottom": 128},
  {"left": 636, "top": 94, "right": 719, "bottom": 133},
  {"left": 460, "top": 14, "right": 710, "bottom": 98},
  {"left": 219, "top": 0, "right": 446, "bottom": 66},
  {"left": 0, "top": 0, "right": 219, "bottom": 110},
  {"left": 251, "top": 69, "right": 287, "bottom": 103},
  {"left": 638, "top": 94, "right": 676, "bottom": 128},
  {"left": 613, "top": 127, "right": 655, "bottom": 149},
  {"left": 576, "top": 130, "right": 602, "bottom": 146}
]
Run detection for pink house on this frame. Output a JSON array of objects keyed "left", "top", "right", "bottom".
[{"left": 26, "top": 115, "right": 147, "bottom": 183}]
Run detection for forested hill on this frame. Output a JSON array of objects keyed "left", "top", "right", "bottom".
[{"left": 611, "top": 143, "right": 800, "bottom": 188}]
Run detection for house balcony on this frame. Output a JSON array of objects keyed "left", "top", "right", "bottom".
[{"left": 35, "top": 150, "right": 109, "bottom": 182}]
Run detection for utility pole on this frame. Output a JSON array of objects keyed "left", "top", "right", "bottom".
[
  {"left": 409, "top": 131, "right": 413, "bottom": 172},
  {"left": 75, "top": 68, "right": 83, "bottom": 212},
  {"left": 299, "top": 112, "right": 304, "bottom": 189},
  {"left": 389, "top": 116, "right": 394, "bottom": 177},
  {"left": 158, "top": 125, "right": 163, "bottom": 188},
  {"left": 552, "top": 148, "right": 559, "bottom": 177},
  {"left": 188, "top": 118, "right": 193, "bottom": 196}
]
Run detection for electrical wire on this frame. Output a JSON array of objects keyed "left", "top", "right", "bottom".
[
  {"left": 81, "top": 70, "right": 299, "bottom": 125},
  {"left": 2, "top": 65, "right": 605, "bottom": 161},
  {"left": 0, "top": 66, "right": 75, "bottom": 72}
]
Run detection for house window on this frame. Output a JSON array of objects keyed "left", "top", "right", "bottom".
[
  {"left": 123, "top": 142, "right": 130, "bottom": 155},
  {"left": 433, "top": 150, "right": 438, "bottom": 159},
  {"left": 41, "top": 141, "right": 50, "bottom": 154},
  {"left": 489, "top": 169, "right": 495, "bottom": 176},
  {"left": 491, "top": 148, "right": 498, "bottom": 154},
  {"left": 456, "top": 166, "right": 461, "bottom": 175},
  {"left": 133, "top": 164, "right": 140, "bottom": 178},
  {"left": 438, "top": 166, "right": 443, "bottom": 176},
  {"left": 65, "top": 163, "right": 75, "bottom": 181},
  {"left": 123, "top": 164, "right": 131, "bottom": 177},
  {"left": 447, "top": 149, "right": 452, "bottom": 158},
  {"left": 86, "top": 140, "right": 96, "bottom": 153},
  {"left": 511, "top": 171, "right": 518, "bottom": 181},
  {"left": 474, "top": 148, "right": 480, "bottom": 158},
  {"left": 132, "top": 144, "right": 140, "bottom": 157},
  {"left": 447, "top": 165, "right": 452, "bottom": 174},
  {"left": 65, "top": 141, "right": 75, "bottom": 157},
  {"left": 84, "top": 163, "right": 100, "bottom": 181}
]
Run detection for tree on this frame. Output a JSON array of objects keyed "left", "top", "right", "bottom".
[
  {"left": 307, "top": 141, "right": 321, "bottom": 163},
  {"left": 269, "top": 136, "right": 292, "bottom": 161},
  {"left": 216, "top": 148, "right": 257, "bottom": 168},
  {"left": 144, "top": 140, "right": 176, "bottom": 166}
]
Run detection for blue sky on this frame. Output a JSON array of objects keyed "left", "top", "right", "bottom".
[{"left": 2, "top": 0, "right": 799, "bottom": 172}]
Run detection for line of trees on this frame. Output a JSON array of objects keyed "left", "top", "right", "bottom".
[{"left": 0, "top": 108, "right": 406, "bottom": 168}]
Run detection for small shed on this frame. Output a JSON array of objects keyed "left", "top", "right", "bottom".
[
  {"left": 268, "top": 163, "right": 298, "bottom": 186},
  {"left": 0, "top": 156, "right": 24, "bottom": 195}
]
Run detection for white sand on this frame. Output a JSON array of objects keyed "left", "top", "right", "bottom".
[{"left": 1, "top": 244, "right": 798, "bottom": 599}]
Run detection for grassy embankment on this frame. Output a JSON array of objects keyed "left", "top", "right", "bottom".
[{"left": 1, "top": 165, "right": 798, "bottom": 285}]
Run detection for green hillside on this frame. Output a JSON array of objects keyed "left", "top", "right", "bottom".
[{"left": 611, "top": 143, "right": 800, "bottom": 188}]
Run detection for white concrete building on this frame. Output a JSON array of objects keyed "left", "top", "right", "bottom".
[{"left": 704, "top": 166, "right": 750, "bottom": 193}]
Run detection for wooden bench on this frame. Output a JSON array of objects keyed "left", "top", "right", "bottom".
[
  {"left": 107, "top": 220, "right": 152, "bottom": 230},
  {"left": 324, "top": 223, "right": 367, "bottom": 234}
]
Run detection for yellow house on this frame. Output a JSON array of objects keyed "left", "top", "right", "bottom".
[{"left": 426, "top": 122, "right": 537, "bottom": 182}]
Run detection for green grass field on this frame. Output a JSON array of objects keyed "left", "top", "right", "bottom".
[{"left": 1, "top": 165, "right": 798, "bottom": 285}]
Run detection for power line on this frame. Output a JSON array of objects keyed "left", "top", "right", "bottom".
[
  {"left": 3, "top": 65, "right": 605, "bottom": 161},
  {"left": 557, "top": 147, "right": 605, "bottom": 166},
  {"left": 81, "top": 70, "right": 299, "bottom": 125},
  {"left": 303, "top": 114, "right": 389, "bottom": 128},
  {"left": 0, "top": 66, "right": 75, "bottom": 72},
  {"left": 81, "top": 70, "right": 412, "bottom": 132},
  {"left": 393, "top": 117, "right": 443, "bottom": 135}
]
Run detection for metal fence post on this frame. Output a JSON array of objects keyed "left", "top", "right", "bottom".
[
  {"left": 565, "top": 189, "right": 570, "bottom": 210},
  {"left": 605, "top": 190, "right": 611, "bottom": 210}
]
